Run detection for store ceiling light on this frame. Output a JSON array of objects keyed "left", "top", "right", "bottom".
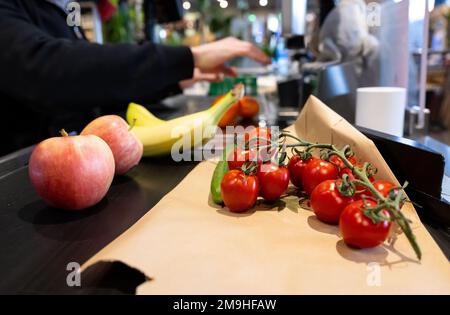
[
  {"left": 159, "top": 29, "right": 167, "bottom": 39},
  {"left": 182, "top": 1, "right": 191, "bottom": 10},
  {"left": 259, "top": 0, "right": 268, "bottom": 7},
  {"left": 219, "top": 0, "right": 228, "bottom": 8}
]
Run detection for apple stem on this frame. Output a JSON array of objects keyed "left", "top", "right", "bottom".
[{"left": 60, "top": 129, "right": 69, "bottom": 137}]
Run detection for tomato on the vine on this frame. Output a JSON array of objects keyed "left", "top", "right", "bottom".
[
  {"left": 339, "top": 200, "right": 392, "bottom": 248},
  {"left": 373, "top": 180, "right": 397, "bottom": 198},
  {"left": 288, "top": 156, "right": 316, "bottom": 189},
  {"left": 227, "top": 147, "right": 262, "bottom": 171},
  {"left": 339, "top": 165, "right": 375, "bottom": 181},
  {"left": 339, "top": 167, "right": 352, "bottom": 179},
  {"left": 302, "top": 159, "right": 339, "bottom": 195},
  {"left": 339, "top": 164, "right": 375, "bottom": 194},
  {"left": 221, "top": 170, "right": 259, "bottom": 213},
  {"left": 358, "top": 180, "right": 397, "bottom": 200},
  {"left": 310, "top": 179, "right": 355, "bottom": 224},
  {"left": 329, "top": 155, "right": 357, "bottom": 170},
  {"left": 258, "top": 164, "right": 290, "bottom": 202},
  {"left": 244, "top": 127, "right": 272, "bottom": 147}
]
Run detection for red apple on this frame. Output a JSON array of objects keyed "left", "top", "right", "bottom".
[
  {"left": 29, "top": 131, "right": 115, "bottom": 211},
  {"left": 81, "top": 115, "right": 143, "bottom": 175}
]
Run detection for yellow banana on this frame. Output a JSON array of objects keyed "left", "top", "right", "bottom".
[
  {"left": 127, "top": 102, "right": 165, "bottom": 127},
  {"left": 127, "top": 84, "right": 243, "bottom": 157}
]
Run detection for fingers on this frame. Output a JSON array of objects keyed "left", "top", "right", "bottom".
[
  {"left": 179, "top": 78, "right": 196, "bottom": 89},
  {"left": 233, "top": 39, "right": 272, "bottom": 65},
  {"left": 179, "top": 70, "right": 222, "bottom": 89},
  {"left": 198, "top": 66, "right": 237, "bottom": 78},
  {"left": 192, "top": 68, "right": 223, "bottom": 81},
  {"left": 197, "top": 72, "right": 223, "bottom": 82},
  {"left": 221, "top": 66, "right": 238, "bottom": 77},
  {"left": 191, "top": 37, "right": 271, "bottom": 73}
]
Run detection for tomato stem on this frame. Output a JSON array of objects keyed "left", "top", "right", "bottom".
[
  {"left": 236, "top": 131, "right": 422, "bottom": 259},
  {"left": 275, "top": 134, "right": 422, "bottom": 260}
]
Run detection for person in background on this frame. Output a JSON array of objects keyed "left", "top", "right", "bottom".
[
  {"left": 0, "top": 0, "right": 271, "bottom": 156},
  {"left": 304, "top": 0, "right": 379, "bottom": 85}
]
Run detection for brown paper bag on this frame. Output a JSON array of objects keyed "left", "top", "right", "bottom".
[{"left": 82, "top": 96, "right": 450, "bottom": 294}]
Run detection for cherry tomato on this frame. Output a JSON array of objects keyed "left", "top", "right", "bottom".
[
  {"left": 329, "top": 155, "right": 357, "bottom": 170},
  {"left": 227, "top": 147, "right": 262, "bottom": 170},
  {"left": 339, "top": 167, "right": 353, "bottom": 179},
  {"left": 302, "top": 159, "right": 339, "bottom": 195},
  {"left": 244, "top": 127, "right": 272, "bottom": 148},
  {"left": 310, "top": 180, "right": 355, "bottom": 224},
  {"left": 221, "top": 170, "right": 259, "bottom": 213},
  {"left": 239, "top": 96, "right": 260, "bottom": 118},
  {"left": 339, "top": 164, "right": 375, "bottom": 193},
  {"left": 373, "top": 180, "right": 397, "bottom": 197},
  {"left": 288, "top": 156, "right": 301, "bottom": 186},
  {"left": 227, "top": 147, "right": 248, "bottom": 170},
  {"left": 339, "top": 200, "right": 392, "bottom": 248},
  {"left": 358, "top": 180, "right": 397, "bottom": 200},
  {"left": 288, "top": 156, "right": 317, "bottom": 189},
  {"left": 211, "top": 95, "right": 239, "bottom": 128},
  {"left": 258, "top": 164, "right": 290, "bottom": 201}
]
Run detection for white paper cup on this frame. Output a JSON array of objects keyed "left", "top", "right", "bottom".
[{"left": 355, "top": 87, "right": 407, "bottom": 137}]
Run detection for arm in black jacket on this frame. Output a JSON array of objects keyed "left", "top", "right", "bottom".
[{"left": 0, "top": 1, "right": 194, "bottom": 112}]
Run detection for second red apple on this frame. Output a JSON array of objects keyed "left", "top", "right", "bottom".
[{"left": 81, "top": 115, "right": 143, "bottom": 175}]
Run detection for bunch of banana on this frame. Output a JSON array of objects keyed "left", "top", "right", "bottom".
[{"left": 126, "top": 84, "right": 244, "bottom": 157}]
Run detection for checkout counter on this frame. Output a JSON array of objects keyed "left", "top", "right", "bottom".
[
  {"left": 0, "top": 92, "right": 448, "bottom": 294},
  {"left": 0, "top": 0, "right": 448, "bottom": 295}
]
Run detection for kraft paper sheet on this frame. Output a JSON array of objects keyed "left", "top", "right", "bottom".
[{"left": 82, "top": 96, "right": 450, "bottom": 294}]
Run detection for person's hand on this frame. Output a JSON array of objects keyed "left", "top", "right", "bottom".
[
  {"left": 190, "top": 37, "right": 271, "bottom": 74},
  {"left": 179, "top": 68, "right": 230, "bottom": 89}
]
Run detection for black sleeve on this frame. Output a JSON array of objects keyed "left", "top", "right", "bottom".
[{"left": 0, "top": 3, "right": 194, "bottom": 112}]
